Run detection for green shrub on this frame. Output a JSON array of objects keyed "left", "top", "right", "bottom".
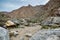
[
  {"left": 41, "top": 25, "right": 60, "bottom": 29},
  {"left": 29, "top": 19, "right": 37, "bottom": 23}
]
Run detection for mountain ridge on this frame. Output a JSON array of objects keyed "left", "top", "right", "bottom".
[{"left": 0, "top": 0, "right": 60, "bottom": 22}]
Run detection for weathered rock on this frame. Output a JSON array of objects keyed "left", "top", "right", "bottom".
[
  {"left": 0, "top": 27, "right": 9, "bottom": 40},
  {"left": 20, "top": 36, "right": 24, "bottom": 40},
  {"left": 25, "top": 33, "right": 32, "bottom": 37},
  {"left": 46, "top": 35, "right": 60, "bottom": 40},
  {"left": 9, "top": 30, "right": 18, "bottom": 37},
  {"left": 29, "top": 29, "right": 60, "bottom": 40},
  {"left": 42, "top": 17, "right": 60, "bottom": 26}
]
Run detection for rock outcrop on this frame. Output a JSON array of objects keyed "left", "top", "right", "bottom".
[
  {"left": 29, "top": 29, "right": 60, "bottom": 40},
  {"left": 0, "top": 27, "right": 9, "bottom": 40}
]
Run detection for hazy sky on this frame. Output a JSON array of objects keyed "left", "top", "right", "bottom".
[{"left": 0, "top": 0, "right": 49, "bottom": 12}]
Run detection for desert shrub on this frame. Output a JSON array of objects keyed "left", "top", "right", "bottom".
[
  {"left": 0, "top": 13, "right": 10, "bottom": 26},
  {"left": 41, "top": 25, "right": 49, "bottom": 29},
  {"left": 30, "top": 19, "right": 37, "bottom": 23},
  {"left": 41, "top": 25, "right": 60, "bottom": 29},
  {"left": 15, "top": 25, "right": 19, "bottom": 28}
]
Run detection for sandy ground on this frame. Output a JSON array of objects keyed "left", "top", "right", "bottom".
[{"left": 10, "top": 25, "right": 42, "bottom": 40}]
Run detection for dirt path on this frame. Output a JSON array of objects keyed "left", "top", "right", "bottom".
[{"left": 10, "top": 25, "right": 42, "bottom": 40}]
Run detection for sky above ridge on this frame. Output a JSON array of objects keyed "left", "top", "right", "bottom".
[{"left": 0, "top": 0, "right": 49, "bottom": 12}]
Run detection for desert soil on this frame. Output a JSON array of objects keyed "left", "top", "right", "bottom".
[{"left": 9, "top": 25, "right": 42, "bottom": 40}]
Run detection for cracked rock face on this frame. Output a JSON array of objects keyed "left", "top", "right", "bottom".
[
  {"left": 29, "top": 29, "right": 60, "bottom": 40},
  {"left": 0, "top": 27, "right": 9, "bottom": 40},
  {"left": 46, "top": 35, "right": 60, "bottom": 40}
]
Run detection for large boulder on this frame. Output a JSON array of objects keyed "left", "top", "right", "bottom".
[
  {"left": 42, "top": 17, "right": 60, "bottom": 26},
  {"left": 0, "top": 27, "right": 9, "bottom": 40},
  {"left": 29, "top": 29, "right": 60, "bottom": 40},
  {"left": 46, "top": 35, "right": 60, "bottom": 40}
]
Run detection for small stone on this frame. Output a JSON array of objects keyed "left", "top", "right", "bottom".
[{"left": 25, "top": 33, "right": 32, "bottom": 37}]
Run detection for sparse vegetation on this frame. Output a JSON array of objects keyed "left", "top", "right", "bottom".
[
  {"left": 30, "top": 19, "right": 37, "bottom": 23},
  {"left": 0, "top": 13, "right": 10, "bottom": 26},
  {"left": 41, "top": 25, "right": 60, "bottom": 29}
]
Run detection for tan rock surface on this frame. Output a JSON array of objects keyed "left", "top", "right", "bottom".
[{"left": 10, "top": 25, "right": 42, "bottom": 40}]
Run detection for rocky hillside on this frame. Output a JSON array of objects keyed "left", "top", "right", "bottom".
[
  {"left": 43, "top": 0, "right": 60, "bottom": 16},
  {"left": 34, "top": 0, "right": 60, "bottom": 22},
  {"left": 0, "top": 11, "right": 9, "bottom": 14},
  {"left": 7, "top": 0, "right": 60, "bottom": 22},
  {"left": 8, "top": 5, "right": 43, "bottom": 19},
  {"left": 0, "top": 12, "right": 10, "bottom": 26}
]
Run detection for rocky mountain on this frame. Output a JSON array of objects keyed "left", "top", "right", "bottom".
[
  {"left": 44, "top": 0, "right": 60, "bottom": 16},
  {"left": 0, "top": 11, "right": 9, "bottom": 14},
  {"left": 34, "top": 0, "right": 60, "bottom": 22},
  {"left": 7, "top": 0, "right": 60, "bottom": 22},
  {"left": 8, "top": 5, "right": 43, "bottom": 19}
]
